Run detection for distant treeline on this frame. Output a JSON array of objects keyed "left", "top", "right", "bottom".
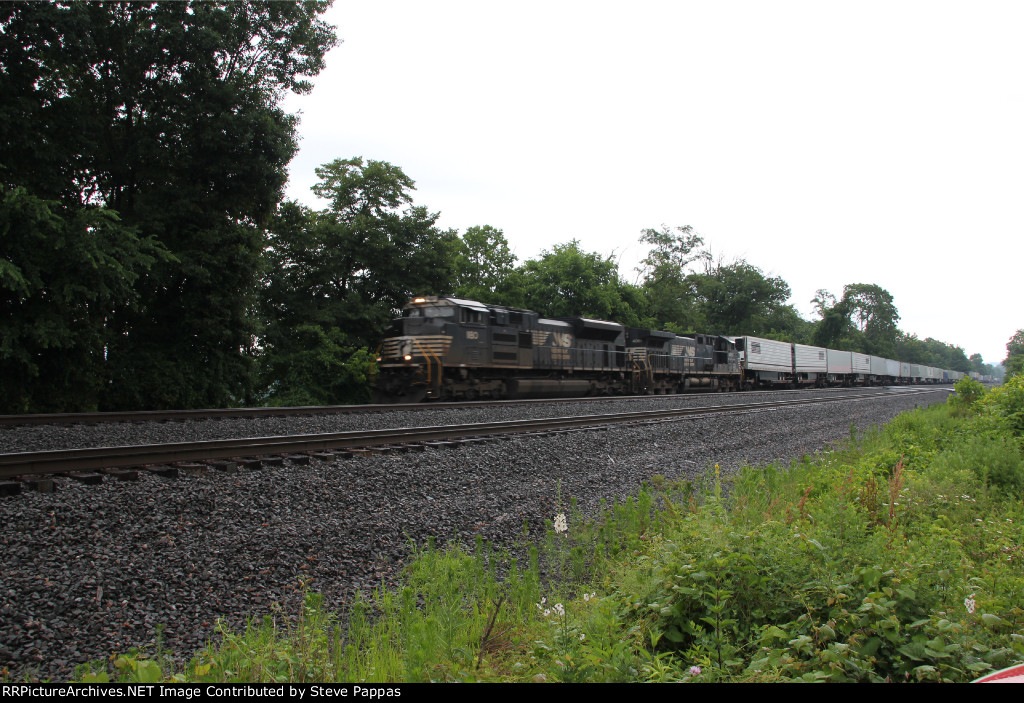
[{"left": 0, "top": 3, "right": 1011, "bottom": 412}]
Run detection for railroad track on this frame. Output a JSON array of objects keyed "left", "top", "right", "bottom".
[
  {"left": 0, "top": 388, "right": 946, "bottom": 482},
  {"left": 0, "top": 385, "right": 945, "bottom": 427}
]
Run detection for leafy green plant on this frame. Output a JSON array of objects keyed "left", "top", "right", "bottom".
[
  {"left": 978, "top": 374, "right": 1024, "bottom": 434},
  {"left": 950, "top": 376, "right": 986, "bottom": 413}
]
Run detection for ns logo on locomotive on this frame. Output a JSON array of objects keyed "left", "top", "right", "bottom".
[{"left": 373, "top": 296, "right": 962, "bottom": 403}]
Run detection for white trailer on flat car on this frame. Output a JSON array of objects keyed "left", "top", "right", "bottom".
[
  {"left": 794, "top": 344, "right": 828, "bottom": 386},
  {"left": 732, "top": 336, "right": 793, "bottom": 388}
]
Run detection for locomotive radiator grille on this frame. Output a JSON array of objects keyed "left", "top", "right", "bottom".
[{"left": 380, "top": 335, "right": 452, "bottom": 360}]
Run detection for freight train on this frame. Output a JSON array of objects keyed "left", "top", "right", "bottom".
[{"left": 372, "top": 296, "right": 963, "bottom": 402}]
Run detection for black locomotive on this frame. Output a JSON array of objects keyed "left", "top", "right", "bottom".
[{"left": 373, "top": 296, "right": 741, "bottom": 402}]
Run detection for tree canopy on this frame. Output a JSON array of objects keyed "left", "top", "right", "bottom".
[
  {"left": 515, "top": 241, "right": 643, "bottom": 325},
  {"left": 260, "top": 158, "right": 459, "bottom": 405},
  {"left": 811, "top": 284, "right": 900, "bottom": 357},
  {"left": 636, "top": 225, "right": 707, "bottom": 332},
  {"left": 0, "top": 1, "right": 337, "bottom": 410},
  {"left": 0, "top": 185, "right": 167, "bottom": 412},
  {"left": 689, "top": 258, "right": 793, "bottom": 336},
  {"left": 452, "top": 225, "right": 518, "bottom": 303},
  {"left": 633, "top": 227, "right": 802, "bottom": 339},
  {"left": 1005, "top": 330, "right": 1024, "bottom": 379}
]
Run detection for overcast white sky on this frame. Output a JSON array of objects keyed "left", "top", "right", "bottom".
[{"left": 282, "top": 0, "right": 1022, "bottom": 366}]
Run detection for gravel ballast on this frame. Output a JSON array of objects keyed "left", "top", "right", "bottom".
[{"left": 0, "top": 389, "right": 949, "bottom": 680}]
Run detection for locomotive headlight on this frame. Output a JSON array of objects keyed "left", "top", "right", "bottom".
[
  {"left": 404, "top": 354, "right": 413, "bottom": 361},
  {"left": 413, "top": 297, "right": 426, "bottom": 303}
]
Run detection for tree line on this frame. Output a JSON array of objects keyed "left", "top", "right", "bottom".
[{"left": 0, "top": 2, "right": 1009, "bottom": 412}]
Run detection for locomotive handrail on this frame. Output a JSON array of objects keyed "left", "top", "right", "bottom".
[
  {"left": 412, "top": 337, "right": 442, "bottom": 398},
  {"left": 629, "top": 349, "right": 653, "bottom": 394}
]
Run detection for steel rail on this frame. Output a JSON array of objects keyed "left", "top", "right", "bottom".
[
  {"left": 0, "top": 385, "right": 937, "bottom": 427},
  {"left": 0, "top": 389, "right": 946, "bottom": 479}
]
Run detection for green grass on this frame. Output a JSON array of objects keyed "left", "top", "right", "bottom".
[{"left": 73, "top": 377, "right": 1024, "bottom": 683}]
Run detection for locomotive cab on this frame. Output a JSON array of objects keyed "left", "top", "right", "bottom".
[
  {"left": 374, "top": 296, "right": 460, "bottom": 402},
  {"left": 375, "top": 295, "right": 532, "bottom": 402}
]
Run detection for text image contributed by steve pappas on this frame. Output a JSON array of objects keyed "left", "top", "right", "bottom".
[{"left": 0, "top": 684, "right": 406, "bottom": 700}]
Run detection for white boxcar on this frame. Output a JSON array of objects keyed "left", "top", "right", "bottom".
[
  {"left": 885, "top": 358, "right": 900, "bottom": 377},
  {"left": 910, "top": 364, "right": 926, "bottom": 380},
  {"left": 870, "top": 355, "right": 888, "bottom": 376},
  {"left": 900, "top": 362, "right": 911, "bottom": 379},
  {"left": 794, "top": 344, "right": 827, "bottom": 374}
]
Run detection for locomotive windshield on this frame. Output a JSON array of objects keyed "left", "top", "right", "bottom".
[{"left": 403, "top": 306, "right": 455, "bottom": 318}]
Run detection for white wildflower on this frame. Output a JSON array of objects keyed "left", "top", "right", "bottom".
[
  {"left": 965, "top": 595, "right": 976, "bottom": 614},
  {"left": 553, "top": 513, "right": 568, "bottom": 534}
]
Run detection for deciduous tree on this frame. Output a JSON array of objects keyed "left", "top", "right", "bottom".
[
  {"left": 0, "top": 185, "right": 166, "bottom": 411},
  {"left": 1005, "top": 329, "right": 1024, "bottom": 379},
  {"left": 637, "top": 225, "right": 708, "bottom": 331},
  {"left": 811, "top": 283, "right": 899, "bottom": 356},
  {"left": 260, "top": 158, "right": 459, "bottom": 404},
  {"left": 518, "top": 241, "right": 642, "bottom": 324},
  {"left": 0, "top": 1, "right": 337, "bottom": 410},
  {"left": 453, "top": 225, "right": 518, "bottom": 303},
  {"left": 841, "top": 283, "right": 900, "bottom": 357},
  {"left": 689, "top": 257, "right": 792, "bottom": 335}
]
